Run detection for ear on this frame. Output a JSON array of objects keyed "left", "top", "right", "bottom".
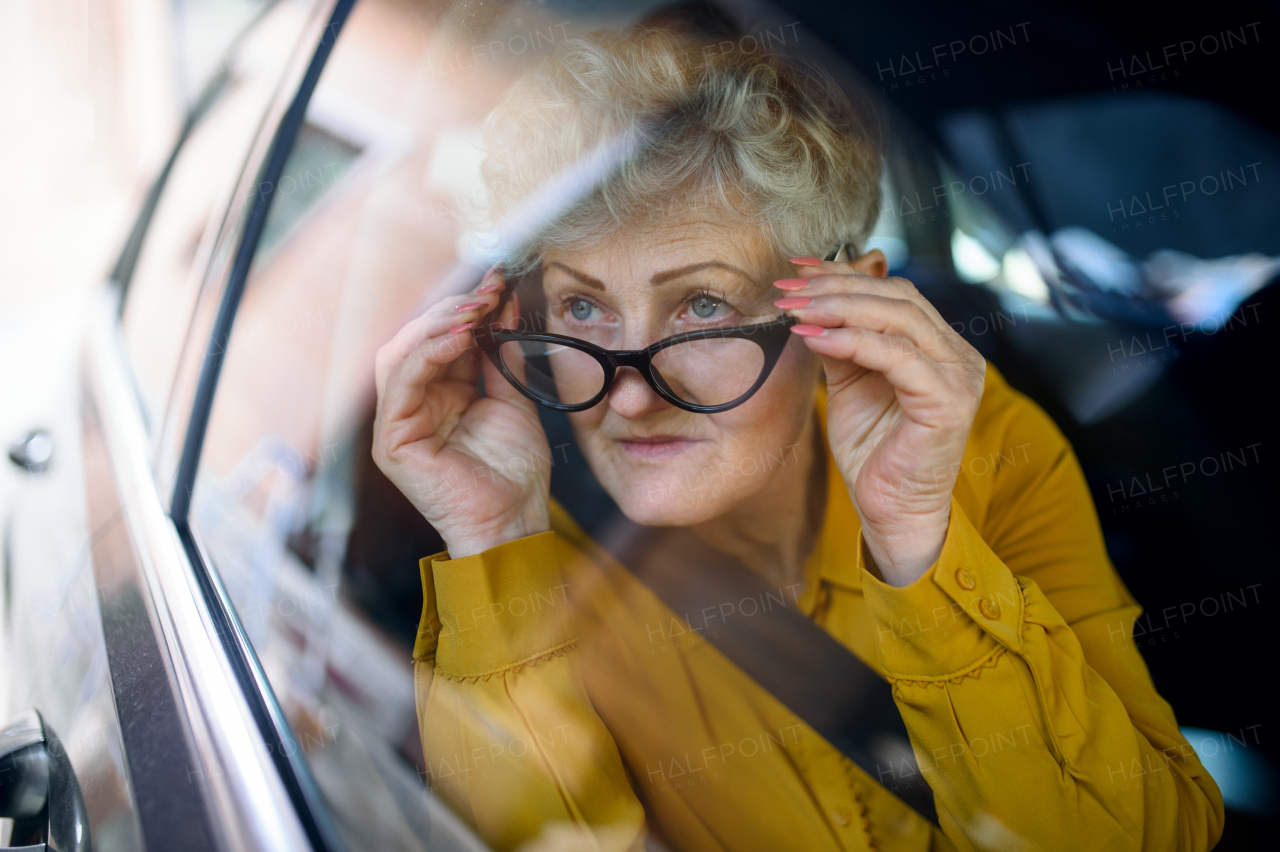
[{"left": 851, "top": 248, "right": 888, "bottom": 279}]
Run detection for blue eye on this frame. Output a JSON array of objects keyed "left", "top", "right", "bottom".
[
  {"left": 570, "top": 299, "right": 594, "bottom": 321},
  {"left": 691, "top": 296, "right": 721, "bottom": 319}
]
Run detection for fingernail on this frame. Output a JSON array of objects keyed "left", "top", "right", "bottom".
[
  {"left": 774, "top": 296, "right": 811, "bottom": 309},
  {"left": 448, "top": 322, "right": 478, "bottom": 334},
  {"left": 790, "top": 324, "right": 826, "bottom": 337},
  {"left": 454, "top": 301, "right": 486, "bottom": 311},
  {"left": 476, "top": 282, "right": 504, "bottom": 294},
  {"left": 790, "top": 257, "right": 824, "bottom": 267},
  {"left": 774, "top": 278, "right": 811, "bottom": 291}
]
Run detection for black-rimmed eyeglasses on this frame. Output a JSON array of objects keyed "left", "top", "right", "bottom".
[
  {"left": 476, "top": 316, "right": 797, "bottom": 413},
  {"left": 476, "top": 245, "right": 847, "bottom": 413}
]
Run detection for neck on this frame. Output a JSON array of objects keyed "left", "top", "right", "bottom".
[{"left": 692, "top": 415, "right": 826, "bottom": 594}]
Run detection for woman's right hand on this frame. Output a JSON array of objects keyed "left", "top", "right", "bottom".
[{"left": 373, "top": 268, "right": 552, "bottom": 558}]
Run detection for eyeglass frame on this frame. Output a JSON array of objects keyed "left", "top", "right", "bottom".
[
  {"left": 475, "top": 315, "right": 798, "bottom": 413},
  {"left": 473, "top": 244, "right": 851, "bottom": 414}
]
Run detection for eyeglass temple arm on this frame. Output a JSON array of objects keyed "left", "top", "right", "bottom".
[{"left": 825, "top": 244, "right": 852, "bottom": 263}]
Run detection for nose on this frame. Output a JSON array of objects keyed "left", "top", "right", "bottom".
[{"left": 606, "top": 366, "right": 671, "bottom": 419}]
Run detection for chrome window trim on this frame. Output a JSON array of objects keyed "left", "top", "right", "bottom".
[
  {"left": 169, "top": 0, "right": 359, "bottom": 524},
  {"left": 145, "top": 0, "right": 359, "bottom": 848},
  {"left": 86, "top": 290, "right": 314, "bottom": 851},
  {"left": 102, "top": 0, "right": 356, "bottom": 845},
  {"left": 175, "top": 502, "right": 349, "bottom": 852}
]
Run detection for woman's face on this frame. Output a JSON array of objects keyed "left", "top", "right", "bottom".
[{"left": 538, "top": 220, "right": 822, "bottom": 526}]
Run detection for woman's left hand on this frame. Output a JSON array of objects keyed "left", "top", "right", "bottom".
[{"left": 775, "top": 257, "right": 987, "bottom": 587}]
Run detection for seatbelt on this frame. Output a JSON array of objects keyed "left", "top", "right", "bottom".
[{"left": 541, "top": 411, "right": 940, "bottom": 826}]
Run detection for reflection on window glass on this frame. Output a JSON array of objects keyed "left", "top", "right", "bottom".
[
  {"left": 188, "top": 1, "right": 1243, "bottom": 850},
  {"left": 191, "top": 1, "right": 494, "bottom": 847},
  {"left": 255, "top": 123, "right": 362, "bottom": 260},
  {"left": 121, "top": 0, "right": 308, "bottom": 431},
  {"left": 170, "top": 0, "right": 272, "bottom": 105}
]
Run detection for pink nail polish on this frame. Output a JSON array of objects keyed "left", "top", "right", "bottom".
[
  {"left": 790, "top": 256, "right": 823, "bottom": 267},
  {"left": 774, "top": 296, "right": 812, "bottom": 309},
  {"left": 774, "top": 278, "right": 811, "bottom": 291},
  {"left": 448, "top": 322, "right": 478, "bottom": 334},
  {"left": 476, "top": 282, "right": 504, "bottom": 294},
  {"left": 454, "top": 301, "right": 486, "bottom": 311},
  {"left": 790, "top": 324, "right": 826, "bottom": 337}
]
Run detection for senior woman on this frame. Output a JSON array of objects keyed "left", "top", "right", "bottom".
[{"left": 372, "top": 30, "right": 1222, "bottom": 852}]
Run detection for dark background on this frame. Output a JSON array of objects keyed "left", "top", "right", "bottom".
[{"left": 770, "top": 1, "right": 1278, "bottom": 845}]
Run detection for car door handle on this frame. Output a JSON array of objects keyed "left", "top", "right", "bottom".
[
  {"left": 0, "top": 710, "right": 91, "bottom": 851},
  {"left": 6, "top": 430, "right": 53, "bottom": 474}
]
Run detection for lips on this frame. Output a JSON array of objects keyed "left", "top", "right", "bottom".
[{"left": 618, "top": 435, "right": 703, "bottom": 459}]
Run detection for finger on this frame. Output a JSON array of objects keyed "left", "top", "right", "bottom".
[
  {"left": 775, "top": 292, "right": 964, "bottom": 361},
  {"left": 473, "top": 264, "right": 506, "bottom": 296},
  {"left": 377, "top": 316, "right": 485, "bottom": 425},
  {"left": 442, "top": 333, "right": 485, "bottom": 385},
  {"left": 787, "top": 254, "right": 855, "bottom": 272},
  {"left": 793, "top": 325, "right": 949, "bottom": 402},
  {"left": 375, "top": 314, "right": 465, "bottom": 405},
  {"left": 381, "top": 293, "right": 498, "bottom": 369},
  {"left": 374, "top": 280, "right": 506, "bottom": 399},
  {"left": 774, "top": 271, "right": 951, "bottom": 330},
  {"left": 467, "top": 265, "right": 508, "bottom": 323},
  {"left": 789, "top": 247, "right": 886, "bottom": 279},
  {"left": 430, "top": 269, "right": 508, "bottom": 319},
  {"left": 783, "top": 256, "right": 858, "bottom": 280},
  {"left": 444, "top": 266, "right": 512, "bottom": 384}
]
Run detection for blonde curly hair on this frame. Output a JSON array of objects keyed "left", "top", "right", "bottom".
[{"left": 477, "top": 29, "right": 882, "bottom": 274}]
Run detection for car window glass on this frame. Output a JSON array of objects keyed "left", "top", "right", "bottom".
[
  {"left": 188, "top": 1, "right": 528, "bottom": 846},
  {"left": 185, "top": 2, "right": 997, "bottom": 848},
  {"left": 120, "top": 0, "right": 313, "bottom": 434},
  {"left": 171, "top": 0, "right": 274, "bottom": 106}
]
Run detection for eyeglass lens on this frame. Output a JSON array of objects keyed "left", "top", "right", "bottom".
[
  {"left": 498, "top": 335, "right": 767, "bottom": 408},
  {"left": 649, "top": 337, "right": 766, "bottom": 406},
  {"left": 498, "top": 340, "right": 607, "bottom": 406}
]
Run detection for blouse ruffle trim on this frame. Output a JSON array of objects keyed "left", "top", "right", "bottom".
[
  {"left": 433, "top": 639, "right": 579, "bottom": 683},
  {"left": 886, "top": 645, "right": 1006, "bottom": 687}
]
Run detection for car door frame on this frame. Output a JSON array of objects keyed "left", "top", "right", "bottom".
[{"left": 81, "top": 1, "right": 358, "bottom": 849}]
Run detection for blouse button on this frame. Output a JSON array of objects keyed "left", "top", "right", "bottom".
[
  {"left": 955, "top": 568, "right": 977, "bottom": 590},
  {"left": 978, "top": 597, "right": 1001, "bottom": 619},
  {"left": 833, "top": 806, "right": 853, "bottom": 826}
]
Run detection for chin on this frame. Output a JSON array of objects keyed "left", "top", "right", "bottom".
[
  {"left": 611, "top": 481, "right": 729, "bottom": 527},
  {"left": 594, "top": 450, "right": 738, "bottom": 528}
]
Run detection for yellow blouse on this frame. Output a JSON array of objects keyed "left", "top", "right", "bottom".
[{"left": 410, "top": 363, "right": 1224, "bottom": 852}]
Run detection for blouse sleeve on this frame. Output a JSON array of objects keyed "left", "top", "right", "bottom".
[
  {"left": 411, "top": 532, "right": 646, "bottom": 852},
  {"left": 858, "top": 375, "right": 1225, "bottom": 851}
]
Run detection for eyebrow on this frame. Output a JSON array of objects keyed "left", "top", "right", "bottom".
[{"left": 546, "top": 262, "right": 605, "bottom": 291}]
